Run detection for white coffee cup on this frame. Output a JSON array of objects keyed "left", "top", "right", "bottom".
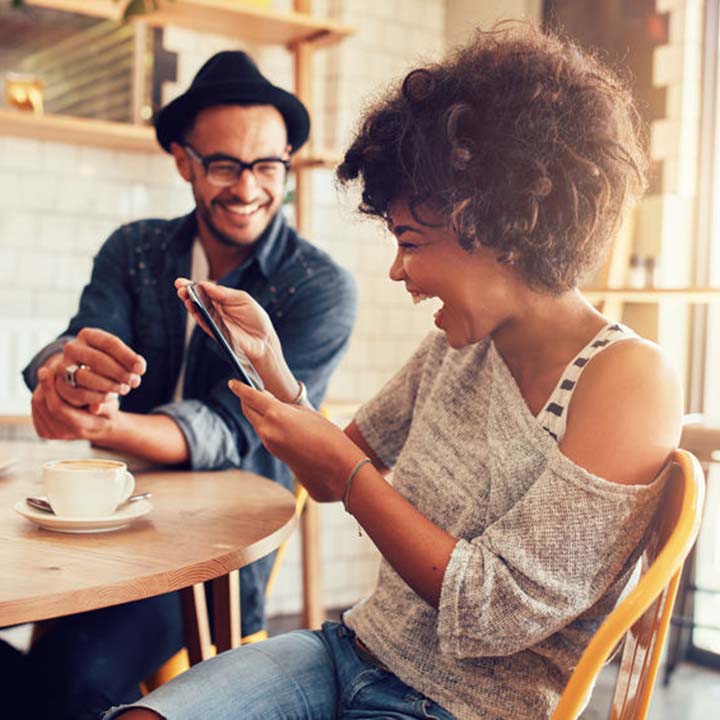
[{"left": 43, "top": 459, "right": 135, "bottom": 518}]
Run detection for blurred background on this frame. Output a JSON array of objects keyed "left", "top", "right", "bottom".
[{"left": 0, "top": 2, "right": 719, "bottom": 715}]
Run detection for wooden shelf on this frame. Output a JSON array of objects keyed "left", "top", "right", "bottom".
[
  {"left": 28, "top": 0, "right": 354, "bottom": 48},
  {"left": 0, "top": 109, "right": 158, "bottom": 152},
  {"left": 141, "top": 1, "right": 354, "bottom": 48},
  {"left": 6, "top": 2, "right": 354, "bottom": 154},
  {"left": 26, "top": 0, "right": 132, "bottom": 21},
  {"left": 582, "top": 287, "right": 720, "bottom": 303},
  {"left": 0, "top": 109, "right": 344, "bottom": 165}
]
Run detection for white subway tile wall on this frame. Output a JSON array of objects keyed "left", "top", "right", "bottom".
[{"left": 0, "top": 0, "right": 447, "bottom": 617}]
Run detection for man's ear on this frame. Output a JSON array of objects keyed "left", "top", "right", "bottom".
[{"left": 170, "top": 142, "right": 192, "bottom": 182}]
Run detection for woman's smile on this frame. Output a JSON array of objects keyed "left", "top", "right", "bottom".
[{"left": 389, "top": 201, "right": 522, "bottom": 348}]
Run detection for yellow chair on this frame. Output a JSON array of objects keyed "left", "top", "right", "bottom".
[
  {"left": 663, "top": 416, "right": 720, "bottom": 684},
  {"left": 142, "top": 483, "right": 310, "bottom": 692},
  {"left": 552, "top": 449, "right": 705, "bottom": 720}
]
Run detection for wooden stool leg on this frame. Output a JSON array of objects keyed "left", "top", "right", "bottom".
[
  {"left": 300, "top": 497, "right": 324, "bottom": 629},
  {"left": 212, "top": 570, "right": 241, "bottom": 653},
  {"left": 179, "top": 583, "right": 213, "bottom": 666}
]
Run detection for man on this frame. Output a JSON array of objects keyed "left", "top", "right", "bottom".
[{"left": 21, "top": 51, "right": 356, "bottom": 719}]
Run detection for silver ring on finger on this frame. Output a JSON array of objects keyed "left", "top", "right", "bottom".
[{"left": 64, "top": 363, "right": 89, "bottom": 389}]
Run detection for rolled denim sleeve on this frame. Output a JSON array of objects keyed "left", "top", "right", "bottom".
[{"left": 153, "top": 398, "right": 246, "bottom": 469}]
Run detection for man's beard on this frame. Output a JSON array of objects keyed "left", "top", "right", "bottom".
[
  {"left": 199, "top": 201, "right": 271, "bottom": 248},
  {"left": 205, "top": 212, "right": 245, "bottom": 248}
]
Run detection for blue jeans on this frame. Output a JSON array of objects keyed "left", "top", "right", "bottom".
[{"left": 103, "top": 621, "right": 455, "bottom": 719}]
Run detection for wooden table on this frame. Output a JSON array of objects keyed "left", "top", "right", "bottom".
[{"left": 0, "top": 440, "right": 297, "bottom": 663}]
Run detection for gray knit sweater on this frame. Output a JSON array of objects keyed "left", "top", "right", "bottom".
[{"left": 345, "top": 330, "right": 666, "bottom": 719}]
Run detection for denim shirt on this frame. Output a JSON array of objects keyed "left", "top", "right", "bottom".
[{"left": 23, "top": 211, "right": 357, "bottom": 490}]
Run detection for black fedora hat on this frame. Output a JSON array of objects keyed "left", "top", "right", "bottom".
[{"left": 154, "top": 51, "right": 310, "bottom": 153}]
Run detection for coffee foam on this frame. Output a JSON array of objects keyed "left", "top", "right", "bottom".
[{"left": 53, "top": 459, "right": 123, "bottom": 471}]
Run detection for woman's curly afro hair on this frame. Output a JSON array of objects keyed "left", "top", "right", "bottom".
[{"left": 336, "top": 24, "right": 648, "bottom": 293}]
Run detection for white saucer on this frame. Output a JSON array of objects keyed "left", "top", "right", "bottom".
[
  {"left": 0, "top": 456, "right": 17, "bottom": 475},
  {"left": 14, "top": 498, "right": 153, "bottom": 534}
]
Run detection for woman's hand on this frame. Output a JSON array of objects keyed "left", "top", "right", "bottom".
[
  {"left": 228, "top": 379, "right": 366, "bottom": 502},
  {"left": 175, "top": 278, "right": 300, "bottom": 403},
  {"left": 231, "top": 379, "right": 457, "bottom": 611},
  {"left": 176, "top": 278, "right": 275, "bottom": 361}
]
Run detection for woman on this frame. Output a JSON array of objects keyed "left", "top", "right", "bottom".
[{"left": 105, "top": 25, "right": 681, "bottom": 720}]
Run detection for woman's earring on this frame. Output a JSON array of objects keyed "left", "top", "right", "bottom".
[{"left": 499, "top": 250, "right": 517, "bottom": 265}]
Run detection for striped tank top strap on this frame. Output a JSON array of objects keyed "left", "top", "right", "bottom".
[{"left": 538, "top": 323, "right": 635, "bottom": 443}]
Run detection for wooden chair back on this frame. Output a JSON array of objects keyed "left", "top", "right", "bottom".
[{"left": 552, "top": 450, "right": 705, "bottom": 719}]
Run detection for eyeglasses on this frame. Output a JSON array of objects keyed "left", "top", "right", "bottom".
[{"left": 183, "top": 143, "right": 290, "bottom": 187}]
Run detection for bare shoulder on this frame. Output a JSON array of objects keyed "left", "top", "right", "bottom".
[{"left": 561, "top": 337, "right": 683, "bottom": 486}]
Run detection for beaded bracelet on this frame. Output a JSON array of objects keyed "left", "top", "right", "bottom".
[{"left": 342, "top": 457, "right": 372, "bottom": 515}]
